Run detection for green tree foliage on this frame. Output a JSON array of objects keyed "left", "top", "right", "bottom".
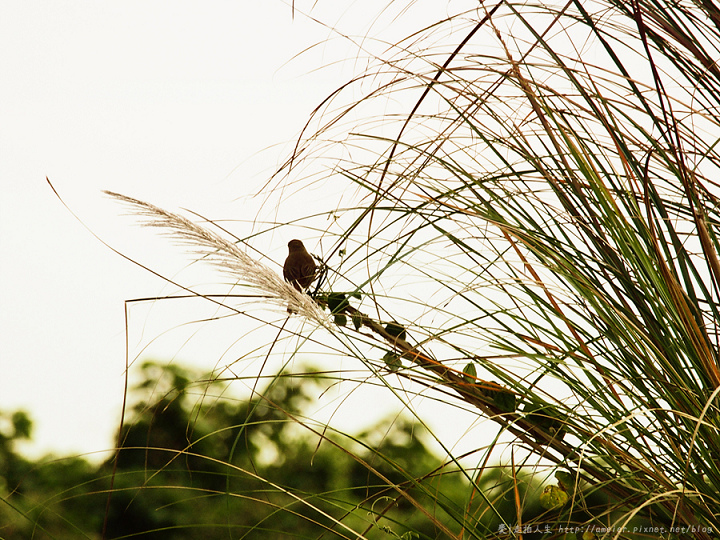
[
  {"left": 0, "top": 410, "right": 102, "bottom": 539},
  {"left": 2, "top": 362, "right": 550, "bottom": 539},
  {"left": 101, "top": 361, "right": 544, "bottom": 539}
]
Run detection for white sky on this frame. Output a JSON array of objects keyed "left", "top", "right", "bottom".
[
  {"left": 1, "top": 1, "right": 487, "bottom": 461},
  {"left": 0, "top": 1, "right": 347, "bottom": 458}
]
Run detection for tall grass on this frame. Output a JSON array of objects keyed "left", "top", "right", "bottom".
[{"left": 111, "top": 1, "right": 720, "bottom": 537}]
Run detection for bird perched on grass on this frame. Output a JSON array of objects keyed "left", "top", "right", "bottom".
[{"left": 283, "top": 239, "right": 317, "bottom": 292}]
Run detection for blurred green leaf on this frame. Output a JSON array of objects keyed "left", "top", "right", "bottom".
[
  {"left": 328, "top": 292, "right": 349, "bottom": 313},
  {"left": 539, "top": 484, "right": 568, "bottom": 510},
  {"left": 384, "top": 322, "right": 406, "bottom": 341},
  {"left": 382, "top": 351, "right": 402, "bottom": 372},
  {"left": 555, "top": 471, "right": 575, "bottom": 493},
  {"left": 463, "top": 362, "right": 477, "bottom": 380},
  {"left": 491, "top": 389, "right": 516, "bottom": 413},
  {"left": 11, "top": 411, "right": 32, "bottom": 440},
  {"left": 351, "top": 312, "right": 363, "bottom": 330}
]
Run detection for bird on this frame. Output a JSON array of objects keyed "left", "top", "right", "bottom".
[{"left": 283, "top": 239, "right": 317, "bottom": 292}]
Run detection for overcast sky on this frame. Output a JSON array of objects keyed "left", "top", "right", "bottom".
[
  {"left": 0, "top": 1, "right": 350, "bottom": 457},
  {"left": 1, "top": 1, "right": 485, "bottom": 460}
]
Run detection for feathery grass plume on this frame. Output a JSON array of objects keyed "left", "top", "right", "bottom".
[{"left": 104, "top": 191, "right": 328, "bottom": 324}]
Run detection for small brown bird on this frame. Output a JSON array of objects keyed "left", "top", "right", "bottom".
[{"left": 283, "top": 239, "right": 317, "bottom": 292}]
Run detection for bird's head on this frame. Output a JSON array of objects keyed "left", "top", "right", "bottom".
[{"left": 288, "top": 239, "right": 306, "bottom": 252}]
